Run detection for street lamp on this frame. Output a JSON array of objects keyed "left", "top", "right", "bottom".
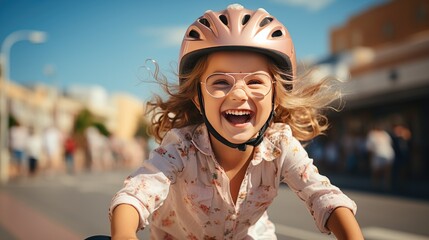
[{"left": 0, "top": 30, "right": 47, "bottom": 184}]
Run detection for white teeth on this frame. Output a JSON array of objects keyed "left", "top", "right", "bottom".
[{"left": 225, "top": 110, "right": 251, "bottom": 116}]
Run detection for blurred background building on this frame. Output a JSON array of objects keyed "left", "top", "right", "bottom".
[
  {"left": 307, "top": 0, "right": 429, "bottom": 194},
  {"left": 0, "top": 79, "right": 149, "bottom": 179}
]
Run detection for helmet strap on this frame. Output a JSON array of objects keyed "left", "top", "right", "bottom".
[{"left": 197, "top": 84, "right": 275, "bottom": 152}]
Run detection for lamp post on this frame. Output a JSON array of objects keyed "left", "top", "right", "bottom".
[{"left": 0, "top": 30, "right": 47, "bottom": 184}]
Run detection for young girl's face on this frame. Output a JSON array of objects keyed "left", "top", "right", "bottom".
[{"left": 196, "top": 51, "right": 274, "bottom": 145}]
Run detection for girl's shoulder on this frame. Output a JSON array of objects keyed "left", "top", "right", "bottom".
[
  {"left": 153, "top": 126, "right": 200, "bottom": 164},
  {"left": 161, "top": 125, "right": 199, "bottom": 146},
  {"left": 266, "top": 123, "right": 293, "bottom": 139}
]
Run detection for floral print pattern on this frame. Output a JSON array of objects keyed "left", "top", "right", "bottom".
[{"left": 110, "top": 123, "right": 357, "bottom": 239}]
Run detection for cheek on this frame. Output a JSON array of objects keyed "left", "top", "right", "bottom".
[
  {"left": 202, "top": 95, "right": 222, "bottom": 116},
  {"left": 257, "top": 97, "right": 273, "bottom": 119}
]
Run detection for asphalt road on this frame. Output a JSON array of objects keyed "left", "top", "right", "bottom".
[{"left": 1, "top": 170, "right": 428, "bottom": 240}]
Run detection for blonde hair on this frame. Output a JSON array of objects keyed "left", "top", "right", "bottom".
[
  {"left": 270, "top": 63, "right": 342, "bottom": 142},
  {"left": 147, "top": 55, "right": 341, "bottom": 143}
]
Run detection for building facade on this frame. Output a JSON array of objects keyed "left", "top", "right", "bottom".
[{"left": 312, "top": 0, "right": 429, "bottom": 187}]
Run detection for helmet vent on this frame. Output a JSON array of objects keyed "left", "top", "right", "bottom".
[
  {"left": 259, "top": 17, "right": 273, "bottom": 27},
  {"left": 272, "top": 30, "right": 283, "bottom": 37},
  {"left": 242, "top": 14, "right": 251, "bottom": 25},
  {"left": 219, "top": 15, "right": 228, "bottom": 26},
  {"left": 199, "top": 18, "right": 210, "bottom": 28},
  {"left": 188, "top": 30, "right": 200, "bottom": 39}
]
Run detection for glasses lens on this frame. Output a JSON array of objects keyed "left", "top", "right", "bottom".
[
  {"left": 243, "top": 73, "right": 272, "bottom": 98},
  {"left": 204, "top": 73, "right": 272, "bottom": 98},
  {"left": 205, "top": 74, "right": 235, "bottom": 98}
]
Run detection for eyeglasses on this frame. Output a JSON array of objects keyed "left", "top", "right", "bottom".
[{"left": 201, "top": 72, "right": 274, "bottom": 99}]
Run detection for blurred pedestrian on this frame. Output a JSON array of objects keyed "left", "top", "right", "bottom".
[
  {"left": 366, "top": 122, "right": 395, "bottom": 191},
  {"left": 325, "top": 139, "right": 340, "bottom": 172},
  {"left": 9, "top": 121, "right": 28, "bottom": 178},
  {"left": 26, "top": 127, "right": 43, "bottom": 177},
  {"left": 109, "top": 134, "right": 125, "bottom": 168},
  {"left": 42, "top": 125, "right": 63, "bottom": 174},
  {"left": 64, "top": 134, "right": 76, "bottom": 174},
  {"left": 122, "top": 137, "right": 144, "bottom": 168},
  {"left": 391, "top": 122, "right": 412, "bottom": 192},
  {"left": 342, "top": 131, "right": 359, "bottom": 174},
  {"left": 86, "top": 126, "right": 113, "bottom": 171}
]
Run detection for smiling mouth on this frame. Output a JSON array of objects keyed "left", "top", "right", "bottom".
[{"left": 222, "top": 110, "right": 254, "bottom": 124}]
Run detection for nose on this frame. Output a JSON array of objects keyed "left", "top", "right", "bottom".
[{"left": 228, "top": 86, "right": 248, "bottom": 101}]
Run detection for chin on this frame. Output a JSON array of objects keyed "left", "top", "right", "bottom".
[{"left": 224, "top": 132, "right": 259, "bottom": 144}]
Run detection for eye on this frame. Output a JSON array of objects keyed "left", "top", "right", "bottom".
[
  {"left": 245, "top": 74, "right": 272, "bottom": 87},
  {"left": 207, "top": 74, "right": 234, "bottom": 87},
  {"left": 207, "top": 78, "right": 232, "bottom": 88},
  {"left": 212, "top": 79, "right": 230, "bottom": 85},
  {"left": 247, "top": 79, "right": 263, "bottom": 85}
]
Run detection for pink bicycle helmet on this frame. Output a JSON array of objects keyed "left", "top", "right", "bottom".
[{"left": 179, "top": 3, "right": 296, "bottom": 79}]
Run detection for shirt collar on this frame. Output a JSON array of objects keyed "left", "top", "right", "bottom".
[
  {"left": 251, "top": 134, "right": 281, "bottom": 165},
  {"left": 191, "top": 124, "right": 281, "bottom": 165},
  {"left": 191, "top": 124, "right": 214, "bottom": 156}
]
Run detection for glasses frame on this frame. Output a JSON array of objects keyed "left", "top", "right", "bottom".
[{"left": 200, "top": 72, "right": 275, "bottom": 99}]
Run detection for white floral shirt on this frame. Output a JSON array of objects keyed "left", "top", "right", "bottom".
[{"left": 109, "top": 123, "right": 357, "bottom": 239}]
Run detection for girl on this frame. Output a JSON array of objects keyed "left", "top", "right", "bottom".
[{"left": 110, "top": 4, "right": 363, "bottom": 240}]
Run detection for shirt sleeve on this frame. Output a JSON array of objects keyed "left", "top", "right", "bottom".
[
  {"left": 109, "top": 130, "right": 187, "bottom": 229},
  {"left": 279, "top": 127, "right": 357, "bottom": 234}
]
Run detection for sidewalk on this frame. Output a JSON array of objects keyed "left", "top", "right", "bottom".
[
  {"left": 0, "top": 190, "right": 83, "bottom": 240},
  {"left": 0, "top": 169, "right": 137, "bottom": 240}
]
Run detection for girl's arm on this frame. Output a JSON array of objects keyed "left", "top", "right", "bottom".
[
  {"left": 111, "top": 204, "right": 140, "bottom": 240},
  {"left": 326, "top": 207, "right": 364, "bottom": 240}
]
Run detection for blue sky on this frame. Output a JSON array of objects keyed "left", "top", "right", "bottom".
[{"left": 0, "top": 0, "right": 387, "bottom": 101}]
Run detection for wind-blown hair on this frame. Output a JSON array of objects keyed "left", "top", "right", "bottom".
[
  {"left": 146, "top": 57, "right": 208, "bottom": 142},
  {"left": 270, "top": 63, "right": 342, "bottom": 142},
  {"left": 146, "top": 55, "right": 342, "bottom": 143}
]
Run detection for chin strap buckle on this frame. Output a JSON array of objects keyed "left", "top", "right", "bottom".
[{"left": 237, "top": 144, "right": 247, "bottom": 151}]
